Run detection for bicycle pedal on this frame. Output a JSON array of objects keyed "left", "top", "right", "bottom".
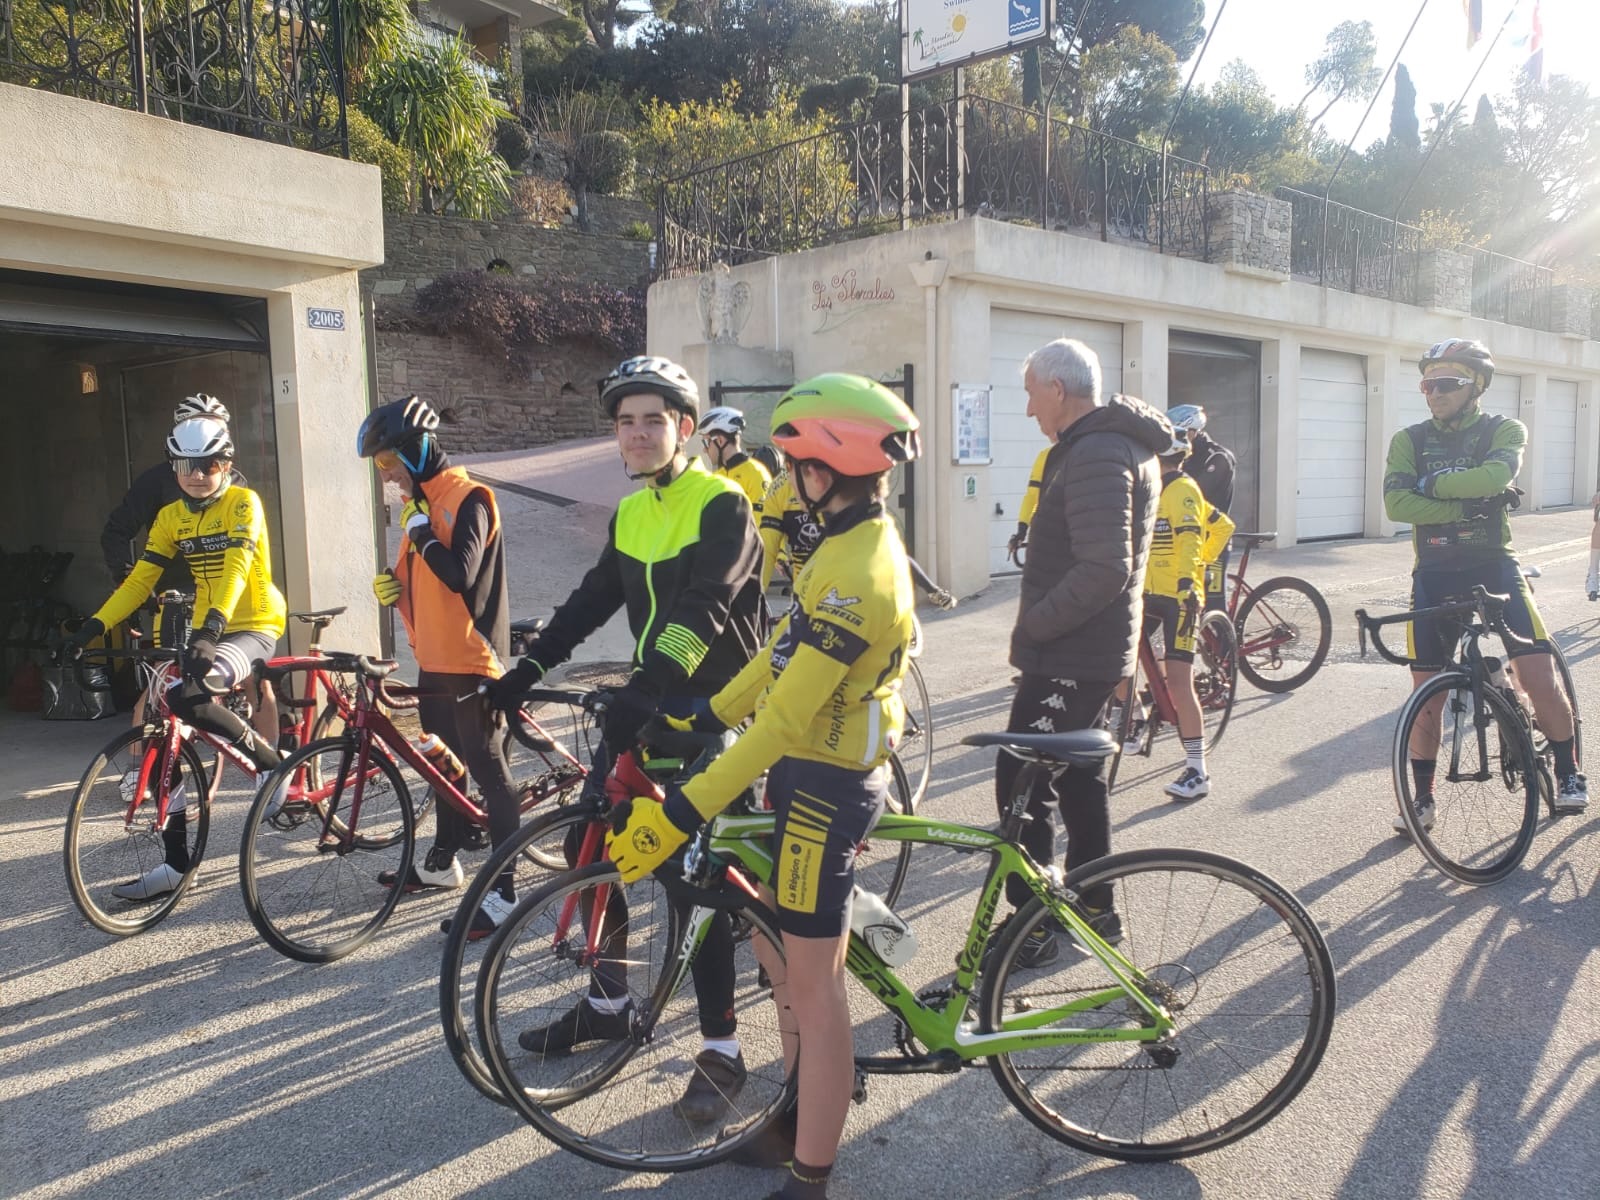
[
  {"left": 459, "top": 825, "right": 492, "bottom": 852},
  {"left": 851, "top": 1069, "right": 868, "bottom": 1104}
]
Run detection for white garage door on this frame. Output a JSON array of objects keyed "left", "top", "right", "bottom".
[
  {"left": 1543, "top": 380, "right": 1579, "bottom": 507},
  {"left": 989, "top": 310, "right": 1124, "bottom": 574},
  {"left": 1297, "top": 349, "right": 1367, "bottom": 541},
  {"left": 1480, "top": 374, "right": 1522, "bottom": 484}
]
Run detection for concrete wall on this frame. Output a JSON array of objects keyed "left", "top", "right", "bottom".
[
  {"left": 649, "top": 216, "right": 1600, "bottom": 599},
  {"left": 0, "top": 83, "right": 386, "bottom": 652}
]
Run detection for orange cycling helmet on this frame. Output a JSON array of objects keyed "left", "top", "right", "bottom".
[{"left": 770, "top": 373, "right": 920, "bottom": 478}]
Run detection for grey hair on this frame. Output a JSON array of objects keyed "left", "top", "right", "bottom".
[{"left": 1022, "top": 338, "right": 1103, "bottom": 406}]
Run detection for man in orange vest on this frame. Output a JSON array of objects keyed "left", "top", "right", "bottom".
[{"left": 359, "top": 395, "right": 517, "bottom": 937}]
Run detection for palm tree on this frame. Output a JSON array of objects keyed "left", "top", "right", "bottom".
[{"left": 361, "top": 32, "right": 513, "bottom": 218}]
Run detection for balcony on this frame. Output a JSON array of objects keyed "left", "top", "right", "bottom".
[{"left": 1, "top": 0, "right": 347, "bottom": 154}]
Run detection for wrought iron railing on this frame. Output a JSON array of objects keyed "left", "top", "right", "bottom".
[
  {"left": 658, "top": 94, "right": 1209, "bottom": 278},
  {"left": 1458, "top": 246, "right": 1554, "bottom": 329},
  {"left": 1, "top": 0, "right": 347, "bottom": 154},
  {"left": 1275, "top": 187, "right": 1425, "bottom": 304}
]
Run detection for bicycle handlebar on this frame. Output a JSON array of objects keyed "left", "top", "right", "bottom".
[
  {"left": 57, "top": 645, "right": 180, "bottom": 693},
  {"left": 1354, "top": 585, "right": 1533, "bottom": 667}
]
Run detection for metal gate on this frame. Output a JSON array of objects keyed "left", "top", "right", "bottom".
[{"left": 709, "top": 363, "right": 916, "bottom": 551}]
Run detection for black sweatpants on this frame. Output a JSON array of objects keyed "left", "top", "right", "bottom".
[
  {"left": 994, "top": 673, "right": 1116, "bottom": 911},
  {"left": 419, "top": 671, "right": 519, "bottom": 879}
]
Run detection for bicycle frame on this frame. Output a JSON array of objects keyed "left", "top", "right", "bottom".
[{"left": 689, "top": 813, "right": 1173, "bottom": 1059}]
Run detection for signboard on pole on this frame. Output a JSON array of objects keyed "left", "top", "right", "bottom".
[{"left": 901, "top": 0, "right": 1053, "bottom": 82}]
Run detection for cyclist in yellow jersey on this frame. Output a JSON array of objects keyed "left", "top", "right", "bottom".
[
  {"left": 609, "top": 373, "right": 920, "bottom": 1200},
  {"left": 1114, "top": 428, "right": 1231, "bottom": 801},
  {"left": 755, "top": 468, "right": 824, "bottom": 591},
  {"left": 700, "top": 405, "right": 773, "bottom": 507},
  {"left": 1006, "top": 440, "right": 1053, "bottom": 563},
  {"left": 68, "top": 416, "right": 285, "bottom": 899}
]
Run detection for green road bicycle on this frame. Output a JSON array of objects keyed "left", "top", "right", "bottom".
[{"left": 473, "top": 728, "right": 1336, "bottom": 1169}]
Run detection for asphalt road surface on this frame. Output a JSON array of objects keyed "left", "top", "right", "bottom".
[{"left": 5, "top": 505, "right": 1597, "bottom": 1200}]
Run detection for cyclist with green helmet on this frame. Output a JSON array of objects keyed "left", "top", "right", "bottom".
[
  {"left": 608, "top": 373, "right": 921, "bottom": 1200},
  {"left": 1383, "top": 337, "right": 1585, "bottom": 824}
]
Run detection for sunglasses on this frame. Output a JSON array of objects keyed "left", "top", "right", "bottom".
[
  {"left": 173, "top": 457, "right": 229, "bottom": 477},
  {"left": 373, "top": 448, "right": 401, "bottom": 470},
  {"left": 1421, "top": 377, "right": 1473, "bottom": 396}
]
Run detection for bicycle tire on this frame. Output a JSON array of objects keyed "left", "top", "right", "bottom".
[
  {"left": 1392, "top": 672, "right": 1539, "bottom": 885},
  {"left": 1235, "top": 577, "right": 1332, "bottom": 694},
  {"left": 1196, "top": 610, "right": 1238, "bottom": 753},
  {"left": 239, "top": 736, "right": 415, "bottom": 962},
  {"left": 900, "top": 658, "right": 934, "bottom": 806},
  {"left": 1533, "top": 641, "right": 1582, "bottom": 774},
  {"left": 64, "top": 727, "right": 211, "bottom": 936},
  {"left": 1106, "top": 655, "right": 1146, "bottom": 795},
  {"left": 503, "top": 702, "right": 588, "bottom": 862},
  {"left": 310, "top": 693, "right": 437, "bottom": 831},
  {"left": 981, "top": 848, "right": 1336, "bottom": 1161},
  {"left": 478, "top": 862, "right": 796, "bottom": 1171},
  {"left": 440, "top": 803, "right": 598, "bottom": 1105}
]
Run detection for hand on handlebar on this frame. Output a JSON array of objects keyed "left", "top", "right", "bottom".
[
  {"left": 927, "top": 587, "right": 957, "bottom": 611},
  {"left": 482, "top": 655, "right": 548, "bottom": 710},
  {"left": 605, "top": 790, "right": 698, "bottom": 883}
]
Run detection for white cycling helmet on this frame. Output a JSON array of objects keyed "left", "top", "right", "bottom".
[
  {"left": 700, "top": 406, "right": 747, "bottom": 437},
  {"left": 1166, "top": 404, "right": 1206, "bottom": 433},
  {"left": 167, "top": 417, "right": 234, "bottom": 461},
  {"left": 174, "top": 393, "right": 231, "bottom": 425},
  {"left": 599, "top": 356, "right": 701, "bottom": 428},
  {"left": 1162, "top": 426, "right": 1192, "bottom": 457}
]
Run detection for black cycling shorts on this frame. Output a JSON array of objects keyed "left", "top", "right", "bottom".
[
  {"left": 767, "top": 757, "right": 887, "bottom": 938},
  {"left": 1408, "top": 560, "right": 1548, "bottom": 671},
  {"left": 1142, "top": 593, "right": 1197, "bottom": 663}
]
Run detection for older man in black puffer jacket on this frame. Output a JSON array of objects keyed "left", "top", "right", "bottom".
[{"left": 989, "top": 337, "right": 1171, "bottom": 967}]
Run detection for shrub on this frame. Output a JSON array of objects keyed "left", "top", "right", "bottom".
[
  {"left": 583, "top": 129, "right": 634, "bottom": 196},
  {"left": 346, "top": 108, "right": 414, "bottom": 214},
  {"left": 511, "top": 175, "right": 573, "bottom": 226},
  {"left": 622, "top": 219, "right": 655, "bottom": 241},
  {"left": 408, "top": 270, "right": 646, "bottom": 377},
  {"left": 495, "top": 118, "right": 534, "bottom": 171}
]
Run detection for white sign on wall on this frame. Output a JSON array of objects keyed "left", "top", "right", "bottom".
[{"left": 901, "top": 0, "right": 1053, "bottom": 82}]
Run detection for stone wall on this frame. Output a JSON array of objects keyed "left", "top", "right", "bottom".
[
  {"left": 1408, "top": 248, "right": 1472, "bottom": 314},
  {"left": 1547, "top": 284, "right": 1593, "bottom": 338},
  {"left": 377, "top": 330, "right": 614, "bottom": 452},
  {"left": 1207, "top": 189, "right": 1290, "bottom": 280},
  {"left": 365, "top": 211, "right": 655, "bottom": 450},
  {"left": 365, "top": 212, "right": 651, "bottom": 310}
]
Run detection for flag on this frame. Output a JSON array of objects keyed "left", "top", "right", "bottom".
[
  {"left": 1463, "top": 0, "right": 1483, "bottom": 48},
  {"left": 1523, "top": 1, "right": 1544, "bottom": 84}
]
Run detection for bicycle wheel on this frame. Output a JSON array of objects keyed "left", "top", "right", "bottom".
[
  {"left": 503, "top": 701, "right": 588, "bottom": 849},
  {"left": 239, "top": 737, "right": 415, "bottom": 962},
  {"left": 311, "top": 690, "right": 435, "bottom": 831},
  {"left": 1393, "top": 673, "right": 1539, "bottom": 886},
  {"left": 441, "top": 803, "right": 599, "bottom": 1104},
  {"left": 1235, "top": 577, "right": 1332, "bottom": 694},
  {"left": 899, "top": 658, "right": 934, "bottom": 806},
  {"left": 478, "top": 863, "right": 795, "bottom": 1171},
  {"left": 1195, "top": 611, "right": 1238, "bottom": 753},
  {"left": 64, "top": 727, "right": 211, "bottom": 936},
  {"left": 1106, "top": 661, "right": 1145, "bottom": 796},
  {"left": 854, "top": 752, "right": 915, "bottom": 908},
  {"left": 981, "top": 848, "right": 1336, "bottom": 1161}
]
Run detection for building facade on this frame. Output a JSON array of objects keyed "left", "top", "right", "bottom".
[{"left": 647, "top": 210, "right": 1600, "bottom": 600}]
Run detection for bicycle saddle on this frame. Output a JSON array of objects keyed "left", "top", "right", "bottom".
[
  {"left": 1232, "top": 531, "right": 1277, "bottom": 547},
  {"left": 291, "top": 606, "right": 347, "bottom": 623},
  {"left": 963, "top": 729, "right": 1118, "bottom": 766},
  {"left": 510, "top": 617, "right": 546, "bottom": 636}
]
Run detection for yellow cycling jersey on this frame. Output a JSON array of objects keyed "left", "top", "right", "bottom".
[
  {"left": 681, "top": 502, "right": 915, "bottom": 820},
  {"left": 716, "top": 454, "right": 772, "bottom": 509},
  {"left": 94, "top": 483, "right": 286, "bottom": 638},
  {"left": 1144, "top": 471, "right": 1232, "bottom": 600},
  {"left": 755, "top": 471, "right": 824, "bottom": 591},
  {"left": 1017, "top": 446, "right": 1050, "bottom": 528}
]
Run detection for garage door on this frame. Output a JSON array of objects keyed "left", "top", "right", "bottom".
[
  {"left": 989, "top": 310, "right": 1124, "bottom": 574},
  {"left": 1543, "top": 380, "right": 1579, "bottom": 507},
  {"left": 1296, "top": 349, "right": 1366, "bottom": 541}
]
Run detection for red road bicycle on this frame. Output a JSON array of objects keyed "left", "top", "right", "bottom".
[
  {"left": 62, "top": 598, "right": 361, "bottom": 936},
  {"left": 239, "top": 655, "right": 588, "bottom": 963},
  {"left": 1221, "top": 532, "right": 1333, "bottom": 694},
  {"left": 1108, "top": 608, "right": 1238, "bottom": 793}
]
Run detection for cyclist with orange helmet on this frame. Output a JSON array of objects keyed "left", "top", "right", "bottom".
[{"left": 608, "top": 373, "right": 920, "bottom": 1200}]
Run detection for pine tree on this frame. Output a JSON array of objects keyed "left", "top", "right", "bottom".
[{"left": 1389, "top": 64, "right": 1420, "bottom": 150}]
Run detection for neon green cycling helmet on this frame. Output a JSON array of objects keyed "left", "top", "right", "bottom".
[{"left": 770, "top": 373, "right": 920, "bottom": 477}]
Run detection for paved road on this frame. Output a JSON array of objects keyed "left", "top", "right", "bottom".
[{"left": 4, "top": 501, "right": 1598, "bottom": 1200}]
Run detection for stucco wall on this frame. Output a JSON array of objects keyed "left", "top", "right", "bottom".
[
  {"left": 0, "top": 84, "right": 386, "bottom": 652},
  {"left": 649, "top": 217, "right": 1600, "bottom": 598}
]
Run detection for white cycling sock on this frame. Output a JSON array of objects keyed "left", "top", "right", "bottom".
[
  {"left": 1588, "top": 547, "right": 1599, "bottom": 576},
  {"left": 1182, "top": 736, "right": 1206, "bottom": 775},
  {"left": 701, "top": 1036, "right": 740, "bottom": 1059}
]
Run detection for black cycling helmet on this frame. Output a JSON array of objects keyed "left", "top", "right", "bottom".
[
  {"left": 356, "top": 395, "right": 440, "bottom": 473},
  {"left": 1419, "top": 339, "right": 1495, "bottom": 395},
  {"left": 599, "top": 356, "right": 700, "bottom": 429}
]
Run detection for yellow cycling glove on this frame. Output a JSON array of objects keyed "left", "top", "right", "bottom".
[
  {"left": 605, "top": 796, "right": 691, "bottom": 883},
  {"left": 372, "top": 571, "right": 402, "bottom": 607},
  {"left": 401, "top": 496, "right": 430, "bottom": 528}
]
